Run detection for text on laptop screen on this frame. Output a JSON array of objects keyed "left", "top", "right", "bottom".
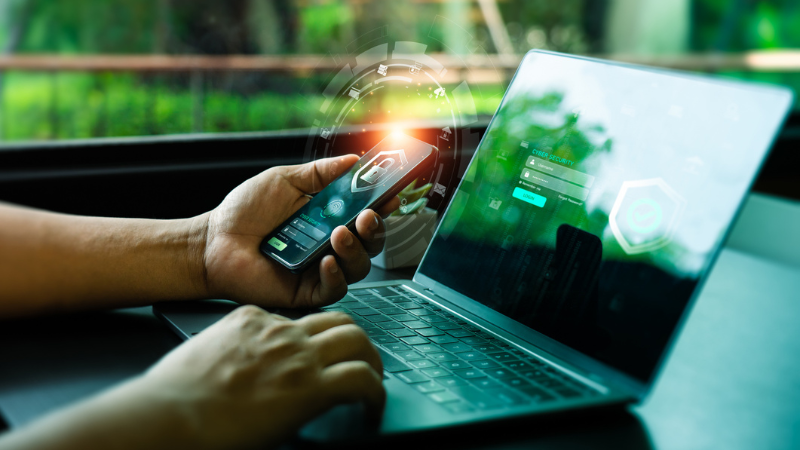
[{"left": 418, "top": 52, "right": 791, "bottom": 382}]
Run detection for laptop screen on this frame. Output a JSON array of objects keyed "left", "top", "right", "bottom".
[{"left": 417, "top": 51, "right": 792, "bottom": 382}]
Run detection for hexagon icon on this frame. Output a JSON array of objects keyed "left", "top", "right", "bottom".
[
  {"left": 351, "top": 149, "right": 408, "bottom": 193},
  {"left": 608, "top": 178, "right": 686, "bottom": 255}
]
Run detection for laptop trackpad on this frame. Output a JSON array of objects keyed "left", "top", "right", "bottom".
[{"left": 299, "top": 402, "right": 375, "bottom": 442}]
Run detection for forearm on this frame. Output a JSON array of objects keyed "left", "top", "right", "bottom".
[
  {"left": 0, "top": 203, "right": 209, "bottom": 318},
  {"left": 0, "top": 377, "right": 198, "bottom": 450}
]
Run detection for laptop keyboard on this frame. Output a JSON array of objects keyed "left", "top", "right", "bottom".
[{"left": 321, "top": 286, "right": 597, "bottom": 414}]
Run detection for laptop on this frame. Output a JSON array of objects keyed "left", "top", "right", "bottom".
[{"left": 154, "top": 50, "right": 793, "bottom": 441}]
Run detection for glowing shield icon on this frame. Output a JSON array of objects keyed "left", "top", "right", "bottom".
[
  {"left": 351, "top": 149, "right": 408, "bottom": 193},
  {"left": 609, "top": 178, "right": 686, "bottom": 255}
]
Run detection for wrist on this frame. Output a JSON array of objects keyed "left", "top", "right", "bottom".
[{"left": 184, "top": 213, "right": 211, "bottom": 300}]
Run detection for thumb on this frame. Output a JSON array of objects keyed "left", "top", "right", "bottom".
[{"left": 282, "top": 155, "right": 359, "bottom": 194}]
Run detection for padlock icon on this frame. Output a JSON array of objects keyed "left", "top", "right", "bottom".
[{"left": 359, "top": 158, "right": 395, "bottom": 184}]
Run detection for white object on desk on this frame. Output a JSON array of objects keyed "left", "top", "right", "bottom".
[{"left": 371, "top": 207, "right": 437, "bottom": 270}]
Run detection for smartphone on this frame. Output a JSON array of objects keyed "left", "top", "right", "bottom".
[{"left": 260, "top": 133, "right": 439, "bottom": 273}]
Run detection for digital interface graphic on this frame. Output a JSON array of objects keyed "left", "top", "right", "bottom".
[{"left": 296, "top": 18, "right": 498, "bottom": 251}]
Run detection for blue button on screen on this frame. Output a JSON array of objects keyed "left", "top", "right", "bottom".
[{"left": 512, "top": 187, "right": 547, "bottom": 207}]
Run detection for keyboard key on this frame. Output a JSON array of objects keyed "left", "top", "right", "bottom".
[
  {"left": 372, "top": 335, "right": 398, "bottom": 345},
  {"left": 370, "top": 302, "right": 394, "bottom": 310},
  {"left": 449, "top": 386, "right": 505, "bottom": 409},
  {"left": 488, "top": 352, "right": 518, "bottom": 362},
  {"left": 360, "top": 296, "right": 387, "bottom": 303},
  {"left": 453, "top": 368, "right": 486, "bottom": 379},
  {"left": 435, "top": 322, "right": 462, "bottom": 331},
  {"left": 416, "top": 328, "right": 445, "bottom": 337},
  {"left": 427, "top": 352, "right": 458, "bottom": 362},
  {"left": 351, "top": 308, "right": 380, "bottom": 316},
  {"left": 384, "top": 342, "right": 409, "bottom": 353},
  {"left": 377, "top": 321, "right": 405, "bottom": 330},
  {"left": 501, "top": 377, "right": 532, "bottom": 389},
  {"left": 473, "top": 344, "right": 501, "bottom": 353},
  {"left": 519, "top": 369, "right": 551, "bottom": 380},
  {"left": 460, "top": 337, "right": 487, "bottom": 346},
  {"left": 455, "top": 351, "right": 485, "bottom": 361},
  {"left": 472, "top": 359, "right": 500, "bottom": 369},
  {"left": 388, "top": 329, "right": 416, "bottom": 338},
  {"left": 380, "top": 307, "right": 405, "bottom": 315},
  {"left": 442, "top": 343, "right": 472, "bottom": 353},
  {"left": 429, "top": 335, "right": 459, "bottom": 345},
  {"left": 413, "top": 344, "right": 443, "bottom": 353},
  {"left": 396, "top": 350, "right": 425, "bottom": 361},
  {"left": 471, "top": 378, "right": 501, "bottom": 389},
  {"left": 409, "top": 309, "right": 436, "bottom": 316},
  {"left": 521, "top": 356, "right": 547, "bottom": 367},
  {"left": 421, "top": 367, "right": 451, "bottom": 378},
  {"left": 408, "top": 359, "right": 438, "bottom": 369},
  {"left": 395, "top": 302, "right": 418, "bottom": 309},
  {"left": 484, "top": 387, "right": 530, "bottom": 406},
  {"left": 348, "top": 290, "right": 373, "bottom": 297},
  {"left": 382, "top": 295, "right": 408, "bottom": 302},
  {"left": 428, "top": 391, "right": 460, "bottom": 403},
  {"left": 400, "top": 336, "right": 430, "bottom": 345},
  {"left": 441, "top": 360, "right": 472, "bottom": 370},
  {"left": 395, "top": 370, "right": 429, "bottom": 384},
  {"left": 373, "top": 287, "right": 400, "bottom": 296},
  {"left": 420, "top": 315, "right": 448, "bottom": 323},
  {"left": 504, "top": 361, "right": 534, "bottom": 371},
  {"left": 391, "top": 314, "right": 417, "bottom": 322},
  {"left": 435, "top": 376, "right": 469, "bottom": 388},
  {"left": 485, "top": 368, "right": 516, "bottom": 379},
  {"left": 414, "top": 381, "right": 444, "bottom": 393},
  {"left": 366, "top": 329, "right": 388, "bottom": 338},
  {"left": 338, "top": 300, "right": 363, "bottom": 305},
  {"left": 518, "top": 386, "right": 556, "bottom": 402},
  {"left": 447, "top": 329, "right": 474, "bottom": 338},
  {"left": 376, "top": 347, "right": 411, "bottom": 373},
  {"left": 366, "top": 314, "right": 393, "bottom": 323},
  {"left": 442, "top": 401, "right": 476, "bottom": 414},
  {"left": 404, "top": 321, "right": 431, "bottom": 329}
]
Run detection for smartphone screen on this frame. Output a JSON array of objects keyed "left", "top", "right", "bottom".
[{"left": 260, "top": 133, "right": 437, "bottom": 271}]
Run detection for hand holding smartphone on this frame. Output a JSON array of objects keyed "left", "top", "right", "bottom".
[{"left": 260, "top": 133, "right": 438, "bottom": 272}]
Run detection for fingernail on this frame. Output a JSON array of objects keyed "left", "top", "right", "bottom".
[
  {"left": 369, "top": 213, "right": 380, "bottom": 230},
  {"left": 343, "top": 232, "right": 354, "bottom": 246},
  {"left": 330, "top": 262, "right": 339, "bottom": 274}
]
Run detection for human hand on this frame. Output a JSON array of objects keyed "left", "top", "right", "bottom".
[
  {"left": 141, "top": 306, "right": 385, "bottom": 450},
  {"left": 198, "top": 155, "right": 400, "bottom": 308}
]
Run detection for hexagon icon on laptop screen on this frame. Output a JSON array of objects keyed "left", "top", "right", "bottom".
[{"left": 609, "top": 178, "right": 686, "bottom": 255}]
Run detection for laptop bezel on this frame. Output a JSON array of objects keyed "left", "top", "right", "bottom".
[{"left": 411, "top": 49, "right": 794, "bottom": 400}]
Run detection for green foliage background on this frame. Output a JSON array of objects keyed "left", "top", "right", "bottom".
[{"left": 0, "top": 0, "right": 798, "bottom": 142}]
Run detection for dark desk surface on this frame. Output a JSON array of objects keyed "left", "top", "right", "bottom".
[{"left": 2, "top": 196, "right": 800, "bottom": 449}]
